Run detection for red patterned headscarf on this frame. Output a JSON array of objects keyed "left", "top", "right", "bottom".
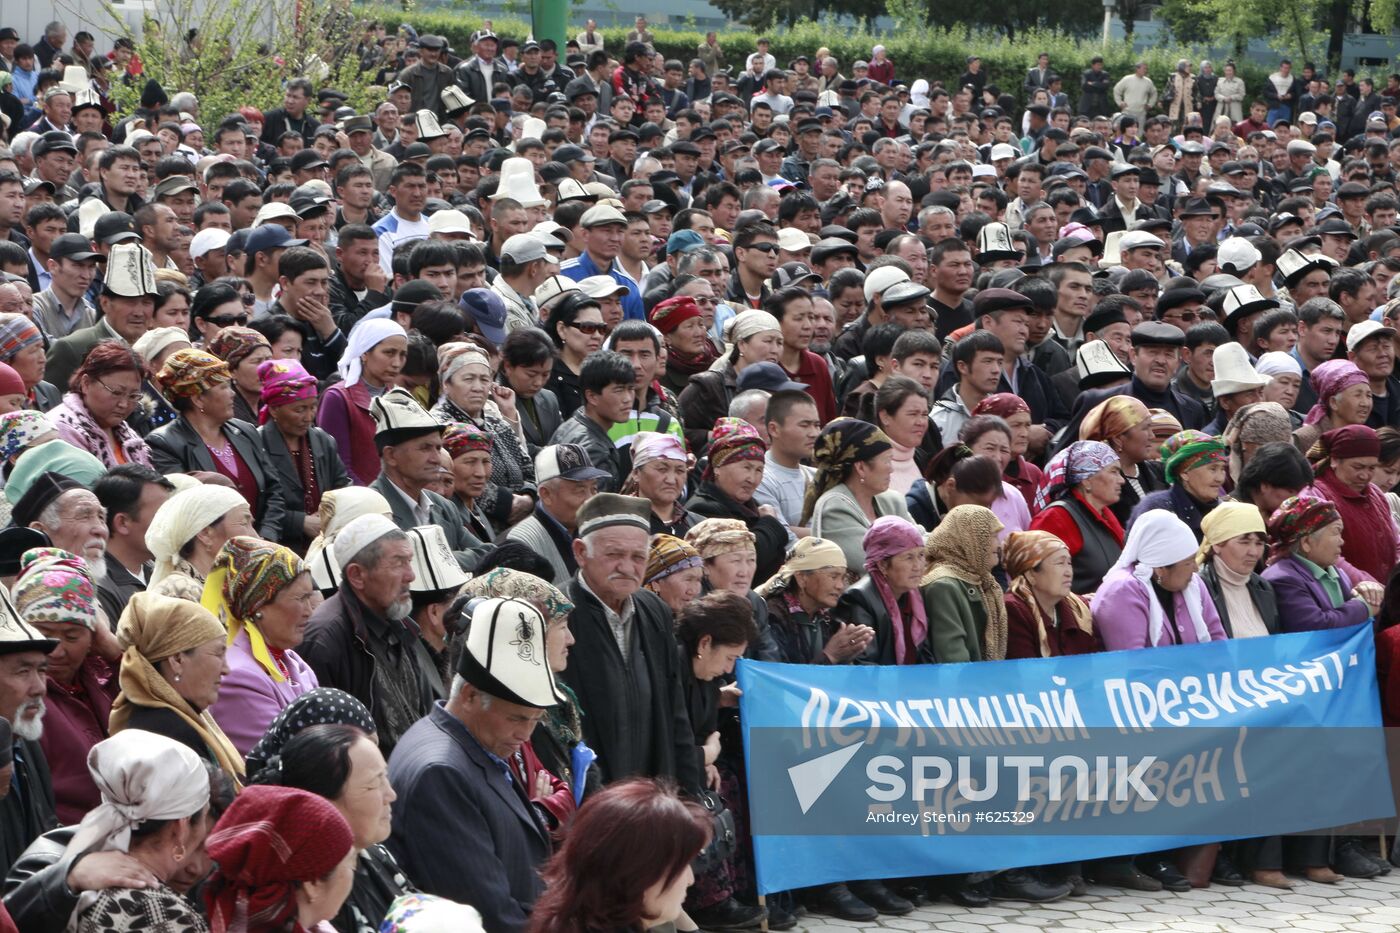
[
  {"left": 1265, "top": 494, "right": 1341, "bottom": 565},
  {"left": 971, "top": 393, "right": 1030, "bottom": 420},
  {"left": 207, "top": 325, "right": 271, "bottom": 371},
  {"left": 443, "top": 423, "right": 493, "bottom": 458},
  {"left": 204, "top": 785, "right": 354, "bottom": 933},
  {"left": 704, "top": 417, "right": 767, "bottom": 478},
  {"left": 648, "top": 295, "right": 703, "bottom": 334}
]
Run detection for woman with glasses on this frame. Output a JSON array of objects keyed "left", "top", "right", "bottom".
[
  {"left": 46, "top": 339, "right": 153, "bottom": 468},
  {"left": 203, "top": 536, "right": 321, "bottom": 756},
  {"left": 190, "top": 282, "right": 251, "bottom": 348},
  {"left": 545, "top": 291, "right": 607, "bottom": 419}
]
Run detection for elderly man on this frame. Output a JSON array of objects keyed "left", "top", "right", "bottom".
[
  {"left": 300, "top": 513, "right": 434, "bottom": 757},
  {"left": 12, "top": 473, "right": 109, "bottom": 590},
  {"left": 388, "top": 597, "right": 562, "bottom": 933},
  {"left": 506, "top": 444, "right": 609, "bottom": 586},
  {"left": 369, "top": 387, "right": 488, "bottom": 571},
  {"left": 0, "top": 593, "right": 57, "bottom": 877}
]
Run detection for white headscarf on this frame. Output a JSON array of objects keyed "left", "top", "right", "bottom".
[
  {"left": 145, "top": 485, "right": 250, "bottom": 585},
  {"left": 910, "top": 79, "right": 931, "bottom": 109},
  {"left": 338, "top": 319, "right": 408, "bottom": 388},
  {"left": 1111, "top": 510, "right": 1211, "bottom": 646},
  {"left": 63, "top": 730, "right": 209, "bottom": 910},
  {"left": 304, "top": 488, "right": 394, "bottom": 591}
]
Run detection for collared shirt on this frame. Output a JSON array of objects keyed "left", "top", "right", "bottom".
[
  {"left": 31, "top": 287, "right": 96, "bottom": 340},
  {"left": 558, "top": 250, "right": 644, "bottom": 320},
  {"left": 387, "top": 478, "right": 433, "bottom": 526},
  {"left": 29, "top": 248, "right": 51, "bottom": 292},
  {"left": 1295, "top": 555, "right": 1344, "bottom": 608},
  {"left": 577, "top": 569, "right": 636, "bottom": 658},
  {"left": 458, "top": 713, "right": 514, "bottom": 785}
]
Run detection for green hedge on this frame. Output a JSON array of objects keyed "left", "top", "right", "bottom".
[{"left": 360, "top": 5, "right": 1273, "bottom": 108}]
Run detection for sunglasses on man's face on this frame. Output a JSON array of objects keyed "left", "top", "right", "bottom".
[{"left": 746, "top": 242, "right": 779, "bottom": 254}]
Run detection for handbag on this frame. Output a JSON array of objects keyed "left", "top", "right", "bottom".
[{"left": 691, "top": 788, "right": 737, "bottom": 875}]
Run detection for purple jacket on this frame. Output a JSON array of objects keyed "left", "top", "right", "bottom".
[
  {"left": 1093, "top": 567, "right": 1228, "bottom": 651},
  {"left": 1261, "top": 556, "right": 1371, "bottom": 632},
  {"left": 208, "top": 629, "right": 320, "bottom": 756}
]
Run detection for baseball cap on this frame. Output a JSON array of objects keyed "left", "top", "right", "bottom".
[
  {"left": 864, "top": 266, "right": 910, "bottom": 303},
  {"left": 152, "top": 176, "right": 198, "bottom": 199},
  {"left": 189, "top": 227, "right": 231, "bottom": 260},
  {"left": 1347, "top": 319, "right": 1397, "bottom": 353},
  {"left": 770, "top": 262, "right": 820, "bottom": 289},
  {"left": 49, "top": 233, "right": 100, "bottom": 263},
  {"left": 536, "top": 444, "right": 610, "bottom": 483},
  {"left": 93, "top": 212, "right": 139, "bottom": 245},
  {"left": 736, "top": 361, "right": 808, "bottom": 393},
  {"left": 499, "top": 233, "right": 558, "bottom": 264},
  {"left": 458, "top": 288, "right": 508, "bottom": 346},
  {"left": 665, "top": 230, "right": 706, "bottom": 256},
  {"left": 1216, "top": 237, "right": 1262, "bottom": 273},
  {"left": 245, "top": 224, "right": 307, "bottom": 255}
]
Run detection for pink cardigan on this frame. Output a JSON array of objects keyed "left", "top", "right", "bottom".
[
  {"left": 1092, "top": 567, "right": 1228, "bottom": 651},
  {"left": 208, "top": 628, "right": 319, "bottom": 757}
]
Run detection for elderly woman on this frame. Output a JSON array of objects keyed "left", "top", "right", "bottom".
[
  {"left": 64, "top": 730, "right": 214, "bottom": 933},
  {"left": 679, "top": 310, "right": 784, "bottom": 455},
  {"left": 1079, "top": 395, "right": 1165, "bottom": 525},
  {"left": 1094, "top": 510, "right": 1227, "bottom": 651},
  {"left": 971, "top": 393, "right": 1044, "bottom": 510},
  {"left": 959, "top": 415, "right": 1032, "bottom": 539},
  {"left": 1263, "top": 494, "right": 1385, "bottom": 626},
  {"left": 1222, "top": 401, "right": 1295, "bottom": 482},
  {"left": 432, "top": 342, "right": 534, "bottom": 528},
  {"left": 1304, "top": 424, "right": 1400, "bottom": 584},
  {"left": 1196, "top": 501, "right": 1279, "bottom": 638},
  {"left": 759, "top": 536, "right": 873, "bottom": 665},
  {"left": 1029, "top": 441, "right": 1126, "bottom": 594},
  {"left": 1129, "top": 430, "right": 1228, "bottom": 540},
  {"left": 686, "top": 419, "right": 789, "bottom": 586},
  {"left": 202, "top": 537, "right": 320, "bottom": 756},
  {"left": 258, "top": 359, "right": 353, "bottom": 552},
  {"left": 319, "top": 319, "right": 409, "bottom": 485},
  {"left": 303, "top": 488, "right": 395, "bottom": 595},
  {"left": 646, "top": 534, "right": 705, "bottom": 615},
  {"left": 147, "top": 349, "right": 286, "bottom": 539},
  {"left": 204, "top": 785, "right": 357, "bottom": 933},
  {"left": 110, "top": 591, "right": 245, "bottom": 783},
  {"left": 45, "top": 340, "right": 152, "bottom": 469},
  {"left": 1256, "top": 353, "right": 1305, "bottom": 426},
  {"left": 146, "top": 483, "right": 256, "bottom": 601},
  {"left": 130, "top": 325, "right": 191, "bottom": 435},
  {"left": 442, "top": 423, "right": 499, "bottom": 543},
  {"left": 624, "top": 431, "right": 696, "bottom": 537},
  {"left": 687, "top": 517, "right": 758, "bottom": 597},
  {"left": 1215, "top": 60, "right": 1246, "bottom": 121},
  {"left": 1165, "top": 59, "right": 1198, "bottom": 130},
  {"left": 1295, "top": 359, "right": 1372, "bottom": 454},
  {"left": 0, "top": 313, "right": 60, "bottom": 411},
  {"left": 206, "top": 324, "right": 272, "bottom": 424},
  {"left": 922, "top": 506, "right": 1008, "bottom": 663},
  {"left": 254, "top": 723, "right": 416, "bottom": 933},
  {"left": 1003, "top": 531, "right": 1100, "bottom": 659},
  {"left": 15, "top": 548, "right": 116, "bottom": 824},
  {"left": 832, "top": 515, "right": 932, "bottom": 663},
  {"left": 805, "top": 418, "right": 914, "bottom": 575},
  {"left": 651, "top": 295, "right": 718, "bottom": 397}
]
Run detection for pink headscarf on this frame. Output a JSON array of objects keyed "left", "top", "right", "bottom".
[
  {"left": 863, "top": 516, "right": 927, "bottom": 664},
  {"left": 1305, "top": 360, "right": 1369, "bottom": 426}
]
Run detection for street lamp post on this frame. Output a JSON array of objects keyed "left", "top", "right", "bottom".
[{"left": 1103, "top": 0, "right": 1114, "bottom": 47}]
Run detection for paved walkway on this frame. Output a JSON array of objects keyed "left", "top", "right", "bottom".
[{"left": 789, "top": 872, "right": 1400, "bottom": 931}]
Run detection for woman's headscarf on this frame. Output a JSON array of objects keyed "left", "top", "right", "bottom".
[
  {"left": 157, "top": 348, "right": 231, "bottom": 399},
  {"left": 461, "top": 566, "right": 574, "bottom": 628},
  {"left": 244, "top": 688, "right": 376, "bottom": 778},
  {"left": 202, "top": 537, "right": 306, "bottom": 684},
  {"left": 729, "top": 311, "right": 782, "bottom": 344},
  {"left": 1305, "top": 359, "right": 1369, "bottom": 426},
  {"left": 1033, "top": 440, "right": 1119, "bottom": 512},
  {"left": 704, "top": 417, "right": 767, "bottom": 478},
  {"left": 1148, "top": 409, "right": 1183, "bottom": 443},
  {"left": 1197, "top": 501, "right": 1266, "bottom": 565},
  {"left": 145, "top": 484, "right": 250, "bottom": 586},
  {"left": 379, "top": 893, "right": 485, "bottom": 933},
  {"left": 0, "top": 315, "right": 42, "bottom": 364},
  {"left": 257, "top": 358, "right": 318, "bottom": 423},
  {"left": 971, "top": 393, "right": 1029, "bottom": 420},
  {"left": 1004, "top": 530, "right": 1095, "bottom": 657},
  {"left": 204, "top": 785, "right": 355, "bottom": 933},
  {"left": 304, "top": 488, "right": 394, "bottom": 592},
  {"left": 756, "top": 536, "right": 847, "bottom": 596},
  {"left": 337, "top": 319, "right": 407, "bottom": 388},
  {"left": 1110, "top": 509, "right": 1210, "bottom": 646},
  {"left": 1256, "top": 351, "right": 1303, "bottom": 380},
  {"left": 132, "top": 326, "right": 192, "bottom": 366},
  {"left": 923, "top": 505, "right": 1009, "bottom": 660},
  {"left": 442, "top": 423, "right": 492, "bottom": 459},
  {"left": 1160, "top": 430, "right": 1228, "bottom": 484},
  {"left": 631, "top": 431, "right": 687, "bottom": 469},
  {"left": 648, "top": 296, "right": 703, "bottom": 334},
  {"left": 909, "top": 78, "right": 931, "bottom": 108},
  {"left": 207, "top": 325, "right": 270, "bottom": 371},
  {"left": 1079, "top": 396, "right": 1151, "bottom": 443},
  {"left": 438, "top": 342, "right": 491, "bottom": 386},
  {"left": 863, "top": 517, "right": 928, "bottom": 664},
  {"left": 686, "top": 518, "right": 756, "bottom": 559},
  {"left": 62, "top": 729, "right": 209, "bottom": 866},
  {"left": 801, "top": 418, "right": 893, "bottom": 524},
  {"left": 110, "top": 592, "right": 245, "bottom": 781},
  {"left": 1308, "top": 423, "right": 1381, "bottom": 474},
  {"left": 12, "top": 547, "right": 96, "bottom": 631},
  {"left": 0, "top": 410, "right": 55, "bottom": 462},
  {"left": 1222, "top": 401, "right": 1293, "bottom": 479},
  {"left": 645, "top": 534, "right": 702, "bottom": 586},
  {"left": 1266, "top": 494, "right": 1341, "bottom": 564}
]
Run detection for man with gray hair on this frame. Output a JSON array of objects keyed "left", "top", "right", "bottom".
[
  {"left": 169, "top": 92, "right": 199, "bottom": 120},
  {"left": 0, "top": 594, "right": 57, "bottom": 876},
  {"left": 301, "top": 512, "right": 433, "bottom": 757},
  {"left": 729, "top": 388, "right": 771, "bottom": 440},
  {"left": 33, "top": 21, "right": 66, "bottom": 69}
]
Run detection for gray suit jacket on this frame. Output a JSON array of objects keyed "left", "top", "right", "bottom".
[
  {"left": 504, "top": 513, "right": 572, "bottom": 587},
  {"left": 44, "top": 320, "right": 120, "bottom": 392},
  {"left": 369, "top": 472, "right": 488, "bottom": 572},
  {"left": 515, "top": 385, "right": 563, "bottom": 456},
  {"left": 259, "top": 423, "right": 354, "bottom": 549},
  {"left": 146, "top": 416, "right": 287, "bottom": 541}
]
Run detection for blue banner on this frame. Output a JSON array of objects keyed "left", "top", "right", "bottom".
[{"left": 737, "top": 623, "right": 1394, "bottom": 894}]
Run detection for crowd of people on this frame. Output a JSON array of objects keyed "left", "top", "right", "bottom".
[{"left": 0, "top": 11, "right": 1392, "bottom": 933}]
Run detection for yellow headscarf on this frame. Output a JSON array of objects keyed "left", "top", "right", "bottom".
[
  {"left": 110, "top": 592, "right": 245, "bottom": 783},
  {"left": 202, "top": 536, "right": 306, "bottom": 683},
  {"left": 1196, "top": 501, "right": 1267, "bottom": 565}
]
